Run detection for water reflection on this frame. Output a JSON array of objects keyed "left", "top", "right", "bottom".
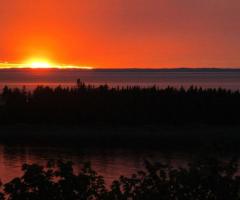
[
  {"left": 0, "top": 144, "right": 187, "bottom": 185},
  {"left": 0, "top": 70, "right": 240, "bottom": 91}
]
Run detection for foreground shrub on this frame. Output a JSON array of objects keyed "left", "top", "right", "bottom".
[{"left": 0, "top": 156, "right": 240, "bottom": 199}]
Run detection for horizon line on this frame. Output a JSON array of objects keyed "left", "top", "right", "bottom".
[{"left": 1, "top": 62, "right": 240, "bottom": 70}]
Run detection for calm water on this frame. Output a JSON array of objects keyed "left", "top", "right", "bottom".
[
  {"left": 0, "top": 144, "right": 187, "bottom": 185},
  {"left": 0, "top": 69, "right": 240, "bottom": 90}
]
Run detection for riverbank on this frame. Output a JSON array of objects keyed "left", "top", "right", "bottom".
[{"left": 0, "top": 124, "right": 239, "bottom": 152}]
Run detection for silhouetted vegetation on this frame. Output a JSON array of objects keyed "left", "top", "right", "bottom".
[
  {"left": 0, "top": 156, "right": 239, "bottom": 199},
  {"left": 0, "top": 79, "right": 240, "bottom": 126}
]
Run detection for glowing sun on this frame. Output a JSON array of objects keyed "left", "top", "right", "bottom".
[
  {"left": 29, "top": 62, "right": 51, "bottom": 68},
  {"left": 0, "top": 58, "right": 94, "bottom": 70},
  {"left": 25, "top": 58, "right": 53, "bottom": 69}
]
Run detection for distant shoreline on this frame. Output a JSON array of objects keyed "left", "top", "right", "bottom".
[
  {"left": 93, "top": 68, "right": 240, "bottom": 72},
  {"left": 0, "top": 67, "right": 240, "bottom": 72}
]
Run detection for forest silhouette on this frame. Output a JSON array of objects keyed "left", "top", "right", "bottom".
[{"left": 0, "top": 79, "right": 239, "bottom": 125}]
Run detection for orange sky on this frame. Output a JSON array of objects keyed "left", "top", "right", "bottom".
[{"left": 1, "top": 0, "right": 240, "bottom": 68}]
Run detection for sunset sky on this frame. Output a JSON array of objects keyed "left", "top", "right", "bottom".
[{"left": 1, "top": 0, "right": 240, "bottom": 68}]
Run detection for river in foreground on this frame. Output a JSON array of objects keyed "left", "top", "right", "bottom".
[{"left": 0, "top": 144, "right": 188, "bottom": 185}]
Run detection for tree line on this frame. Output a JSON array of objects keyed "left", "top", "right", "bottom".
[{"left": 0, "top": 79, "right": 240, "bottom": 125}]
